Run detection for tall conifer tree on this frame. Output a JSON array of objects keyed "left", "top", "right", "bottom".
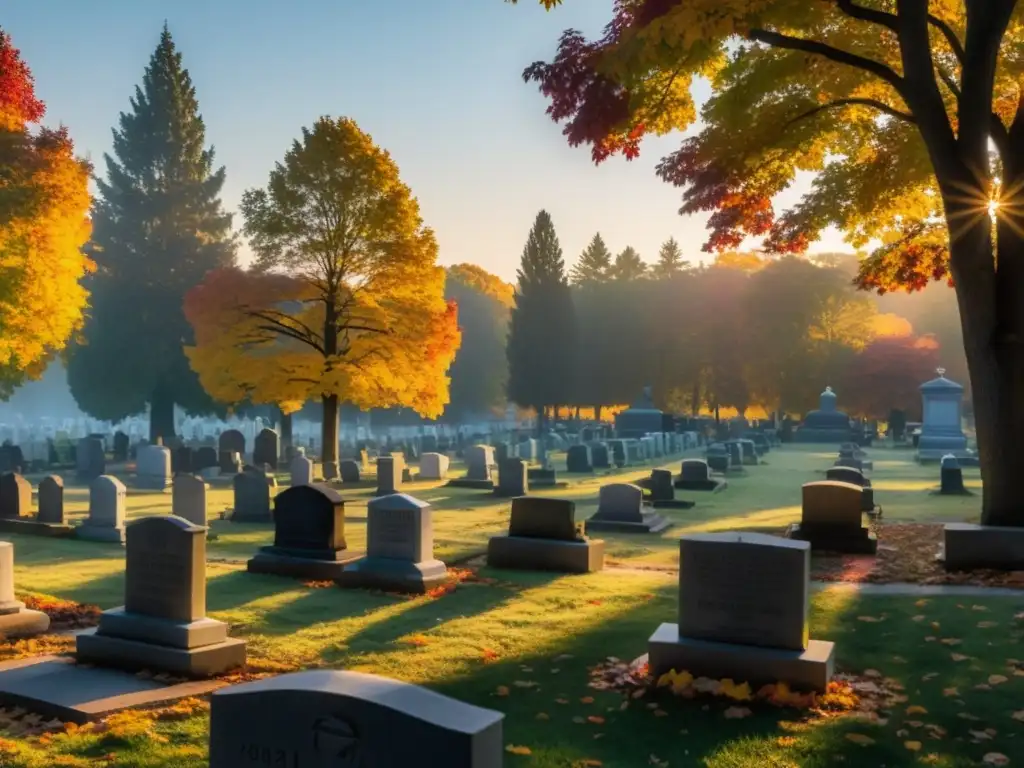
[
  {"left": 652, "top": 237, "right": 686, "bottom": 278},
  {"left": 570, "top": 232, "right": 612, "bottom": 285},
  {"left": 67, "top": 26, "right": 235, "bottom": 440},
  {"left": 610, "top": 246, "right": 647, "bottom": 281},
  {"left": 507, "top": 210, "right": 575, "bottom": 433}
]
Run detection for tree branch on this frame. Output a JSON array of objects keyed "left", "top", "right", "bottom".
[
  {"left": 787, "top": 97, "right": 915, "bottom": 126},
  {"left": 748, "top": 29, "right": 907, "bottom": 98},
  {"left": 927, "top": 14, "right": 965, "bottom": 65},
  {"left": 836, "top": 0, "right": 898, "bottom": 31},
  {"left": 246, "top": 310, "right": 327, "bottom": 356}
]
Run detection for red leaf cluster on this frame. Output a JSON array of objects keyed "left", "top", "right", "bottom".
[
  {"left": 855, "top": 239, "right": 951, "bottom": 295},
  {"left": 0, "top": 30, "right": 45, "bottom": 127}
]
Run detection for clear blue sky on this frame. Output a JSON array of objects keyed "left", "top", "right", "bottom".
[{"left": 4, "top": 0, "right": 846, "bottom": 282}]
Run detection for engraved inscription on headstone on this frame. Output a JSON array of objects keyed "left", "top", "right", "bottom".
[{"left": 124, "top": 516, "right": 205, "bottom": 623}]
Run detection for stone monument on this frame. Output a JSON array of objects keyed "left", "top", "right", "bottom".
[
  {"left": 793, "top": 387, "right": 853, "bottom": 444},
  {"left": 76, "top": 516, "right": 246, "bottom": 676},
  {"left": 0, "top": 543, "right": 49, "bottom": 637},
  {"left": 77, "top": 475, "right": 127, "bottom": 543},
  {"left": 786, "top": 481, "right": 877, "bottom": 554},
  {"left": 647, "top": 532, "right": 835, "bottom": 692},
  {"left": 614, "top": 386, "right": 666, "bottom": 439},
  {"left": 208, "top": 670, "right": 503, "bottom": 767},
  {"left": 674, "top": 459, "right": 726, "bottom": 493},
  {"left": 487, "top": 497, "right": 604, "bottom": 573},
  {"left": 585, "top": 483, "right": 669, "bottom": 534},
  {"left": 338, "top": 494, "right": 448, "bottom": 593},
  {"left": 917, "top": 369, "right": 974, "bottom": 462}
]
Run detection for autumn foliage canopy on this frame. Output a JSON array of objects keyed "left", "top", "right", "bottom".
[{"left": 0, "top": 29, "right": 92, "bottom": 396}]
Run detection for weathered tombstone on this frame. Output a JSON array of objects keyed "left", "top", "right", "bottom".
[
  {"left": 253, "top": 428, "right": 280, "bottom": 471},
  {"left": 340, "top": 494, "right": 448, "bottom": 593},
  {"left": 113, "top": 431, "right": 130, "bottom": 462},
  {"left": 375, "top": 456, "right": 402, "bottom": 496},
  {"left": 173, "top": 446, "right": 194, "bottom": 475},
  {"left": 465, "top": 445, "right": 494, "bottom": 480},
  {"left": 565, "top": 445, "right": 593, "bottom": 473},
  {"left": 289, "top": 454, "right": 314, "bottom": 487},
  {"left": 586, "top": 483, "right": 669, "bottom": 534},
  {"left": 607, "top": 439, "right": 627, "bottom": 468},
  {"left": 590, "top": 442, "right": 610, "bottom": 470},
  {"left": 706, "top": 443, "right": 731, "bottom": 474},
  {"left": 487, "top": 497, "right": 604, "bottom": 573},
  {"left": 0, "top": 473, "right": 30, "bottom": 519},
  {"left": 218, "top": 429, "right": 246, "bottom": 460},
  {"left": 339, "top": 459, "right": 361, "bottom": 483},
  {"left": 248, "top": 484, "right": 363, "bottom": 579},
  {"left": 77, "top": 516, "right": 246, "bottom": 676},
  {"left": 75, "top": 436, "right": 105, "bottom": 483},
  {"left": 647, "top": 532, "right": 835, "bottom": 692},
  {"left": 78, "top": 475, "right": 127, "bottom": 542},
  {"left": 674, "top": 459, "right": 727, "bottom": 492},
  {"left": 136, "top": 445, "right": 172, "bottom": 490},
  {"left": 723, "top": 441, "right": 744, "bottom": 468},
  {"left": 208, "top": 670, "right": 503, "bottom": 768},
  {"left": 494, "top": 458, "right": 528, "bottom": 498},
  {"left": 940, "top": 454, "right": 967, "bottom": 495},
  {"left": 0, "top": 542, "right": 49, "bottom": 637},
  {"left": 194, "top": 446, "right": 218, "bottom": 472},
  {"left": 37, "top": 475, "right": 65, "bottom": 525},
  {"left": 419, "top": 452, "right": 449, "bottom": 481},
  {"left": 172, "top": 474, "right": 209, "bottom": 528},
  {"left": 232, "top": 469, "right": 275, "bottom": 523},
  {"left": 786, "top": 481, "right": 877, "bottom": 554},
  {"left": 738, "top": 439, "right": 759, "bottom": 466}
]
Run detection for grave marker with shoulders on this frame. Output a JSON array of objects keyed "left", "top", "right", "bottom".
[
  {"left": 723, "top": 441, "right": 745, "bottom": 471},
  {"left": 208, "top": 670, "right": 503, "bottom": 768},
  {"left": 647, "top": 532, "right": 835, "bottom": 692},
  {"left": 419, "top": 452, "right": 450, "bottom": 481},
  {"left": 231, "top": 469, "right": 275, "bottom": 523},
  {"left": 172, "top": 474, "right": 209, "bottom": 528},
  {"left": 674, "top": 459, "right": 727, "bottom": 493},
  {"left": 446, "top": 445, "right": 495, "bottom": 490},
  {"left": 939, "top": 454, "right": 968, "bottom": 495},
  {"left": 375, "top": 456, "right": 402, "bottom": 496},
  {"left": 487, "top": 497, "right": 604, "bottom": 573},
  {"left": 339, "top": 494, "right": 448, "bottom": 593},
  {"left": 253, "top": 429, "right": 280, "bottom": 470},
  {"left": 565, "top": 445, "right": 593, "bottom": 473},
  {"left": 247, "top": 484, "right": 363, "bottom": 579},
  {"left": 0, "top": 542, "right": 49, "bottom": 637},
  {"left": 786, "top": 481, "right": 877, "bottom": 554},
  {"left": 585, "top": 483, "right": 669, "bottom": 534},
  {"left": 289, "top": 454, "right": 314, "bottom": 487},
  {"left": 76, "top": 516, "right": 246, "bottom": 676},
  {"left": 75, "top": 436, "right": 105, "bottom": 483},
  {"left": 494, "top": 458, "right": 528, "bottom": 498},
  {"left": 77, "top": 475, "right": 127, "bottom": 543},
  {"left": 136, "top": 445, "right": 172, "bottom": 490}
]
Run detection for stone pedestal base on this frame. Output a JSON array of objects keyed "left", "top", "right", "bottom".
[
  {"left": 942, "top": 523, "right": 1024, "bottom": 571},
  {"left": 247, "top": 548, "right": 364, "bottom": 580},
  {"left": 786, "top": 523, "right": 878, "bottom": 554},
  {"left": 0, "top": 518, "right": 75, "bottom": 538},
  {"left": 673, "top": 478, "right": 727, "bottom": 493},
  {"left": 445, "top": 478, "right": 495, "bottom": 490},
  {"left": 487, "top": 536, "right": 604, "bottom": 573},
  {"left": 75, "top": 524, "right": 125, "bottom": 543},
  {"left": 76, "top": 631, "right": 246, "bottom": 677},
  {"left": 585, "top": 510, "right": 669, "bottom": 535},
  {"left": 647, "top": 623, "right": 835, "bottom": 693},
  {"left": 0, "top": 609, "right": 49, "bottom": 638},
  {"left": 337, "top": 558, "right": 448, "bottom": 594},
  {"left": 94, "top": 609, "right": 227, "bottom": 649}
]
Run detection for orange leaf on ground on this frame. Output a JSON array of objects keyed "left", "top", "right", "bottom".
[
  {"left": 580, "top": 696, "right": 594, "bottom": 704},
  {"left": 905, "top": 741, "right": 922, "bottom": 751},
  {"left": 505, "top": 745, "right": 532, "bottom": 755},
  {"left": 906, "top": 705, "right": 928, "bottom": 715},
  {"left": 989, "top": 675, "right": 1008, "bottom": 685},
  {"left": 481, "top": 648, "right": 500, "bottom": 662},
  {"left": 951, "top": 653, "right": 970, "bottom": 662},
  {"left": 495, "top": 686, "right": 509, "bottom": 697},
  {"left": 587, "top": 716, "right": 605, "bottom": 724}
]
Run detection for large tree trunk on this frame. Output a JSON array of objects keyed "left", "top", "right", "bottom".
[
  {"left": 321, "top": 395, "right": 339, "bottom": 480},
  {"left": 149, "top": 385, "right": 175, "bottom": 444},
  {"left": 279, "top": 409, "right": 293, "bottom": 451}
]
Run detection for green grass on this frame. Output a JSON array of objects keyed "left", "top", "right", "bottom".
[{"left": 0, "top": 444, "right": 1013, "bottom": 768}]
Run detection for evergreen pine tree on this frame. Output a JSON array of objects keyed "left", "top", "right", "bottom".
[
  {"left": 610, "top": 246, "right": 648, "bottom": 280},
  {"left": 67, "top": 25, "right": 235, "bottom": 440},
  {"left": 507, "top": 210, "right": 576, "bottom": 434},
  {"left": 570, "top": 232, "right": 612, "bottom": 285},
  {"left": 652, "top": 237, "right": 686, "bottom": 278}
]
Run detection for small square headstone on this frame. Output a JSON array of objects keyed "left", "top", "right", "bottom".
[{"left": 508, "top": 498, "right": 579, "bottom": 541}]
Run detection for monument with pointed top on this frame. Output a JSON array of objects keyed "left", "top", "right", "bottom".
[
  {"left": 614, "top": 385, "right": 668, "bottom": 439},
  {"left": 793, "top": 386, "right": 853, "bottom": 444},
  {"left": 917, "top": 368, "right": 974, "bottom": 462}
]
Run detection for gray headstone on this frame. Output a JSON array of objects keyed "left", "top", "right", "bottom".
[
  {"left": 272, "top": 483, "right": 346, "bottom": 555},
  {"left": 124, "top": 516, "right": 206, "bottom": 623},
  {"left": 339, "top": 459, "right": 361, "bottom": 483},
  {"left": 290, "top": 455, "right": 314, "bottom": 487},
  {"left": 375, "top": 457, "right": 402, "bottom": 495},
  {"left": 680, "top": 460, "right": 710, "bottom": 482},
  {"left": 464, "top": 445, "right": 494, "bottom": 481},
  {"left": 208, "top": 670, "right": 503, "bottom": 767},
  {"left": 0, "top": 472, "right": 30, "bottom": 519},
  {"left": 172, "top": 474, "right": 209, "bottom": 527},
  {"left": 76, "top": 436, "right": 106, "bottom": 482},
  {"left": 232, "top": 469, "right": 275, "bottom": 522},
  {"left": 679, "top": 532, "right": 809, "bottom": 651},
  {"left": 87, "top": 475, "right": 126, "bottom": 529},
  {"left": 37, "top": 474, "right": 65, "bottom": 524},
  {"left": 136, "top": 445, "right": 172, "bottom": 490},
  {"left": 508, "top": 497, "right": 579, "bottom": 541},
  {"left": 0, "top": 542, "right": 23, "bottom": 614},
  {"left": 496, "top": 458, "right": 528, "bottom": 497},
  {"left": 367, "top": 493, "right": 433, "bottom": 562},
  {"left": 596, "top": 483, "right": 644, "bottom": 518},
  {"left": 419, "top": 452, "right": 449, "bottom": 481},
  {"left": 253, "top": 428, "right": 280, "bottom": 470}
]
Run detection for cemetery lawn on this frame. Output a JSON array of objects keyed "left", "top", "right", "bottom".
[{"left": 0, "top": 445, "right": 1014, "bottom": 767}]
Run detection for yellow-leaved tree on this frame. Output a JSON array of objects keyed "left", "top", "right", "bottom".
[
  {"left": 0, "top": 29, "right": 92, "bottom": 396},
  {"left": 192, "top": 116, "right": 459, "bottom": 477}
]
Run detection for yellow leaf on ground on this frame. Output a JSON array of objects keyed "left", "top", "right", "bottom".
[
  {"left": 983, "top": 753, "right": 1010, "bottom": 766},
  {"left": 505, "top": 745, "right": 532, "bottom": 756},
  {"left": 943, "top": 687, "right": 959, "bottom": 697},
  {"left": 777, "top": 736, "right": 797, "bottom": 747},
  {"left": 1012, "top": 710, "right": 1024, "bottom": 722},
  {"left": 989, "top": 675, "right": 1009, "bottom": 685},
  {"left": 588, "top": 716, "right": 605, "bottom": 725},
  {"left": 905, "top": 741, "right": 922, "bottom": 752},
  {"left": 940, "top": 638, "right": 962, "bottom": 646},
  {"left": 906, "top": 705, "right": 928, "bottom": 715},
  {"left": 581, "top": 761, "right": 603, "bottom": 766},
  {"left": 846, "top": 733, "right": 875, "bottom": 746},
  {"left": 915, "top": 599, "right": 929, "bottom": 607},
  {"left": 951, "top": 653, "right": 970, "bottom": 662},
  {"left": 857, "top": 616, "right": 884, "bottom": 623}
]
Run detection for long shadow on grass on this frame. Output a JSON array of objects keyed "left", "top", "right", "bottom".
[{"left": 30, "top": 569, "right": 126, "bottom": 608}]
